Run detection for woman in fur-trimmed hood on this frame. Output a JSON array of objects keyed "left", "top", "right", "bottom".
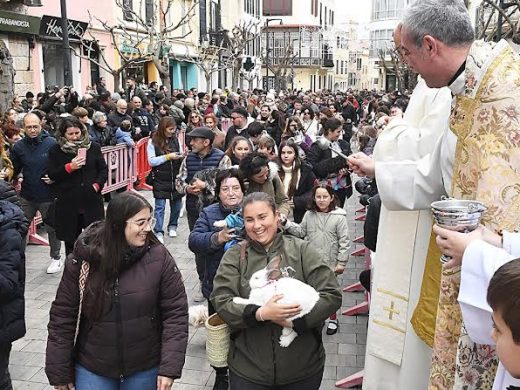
[{"left": 239, "top": 151, "right": 290, "bottom": 217}]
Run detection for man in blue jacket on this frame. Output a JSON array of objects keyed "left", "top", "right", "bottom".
[
  {"left": 0, "top": 181, "right": 28, "bottom": 389},
  {"left": 176, "top": 127, "right": 224, "bottom": 302},
  {"left": 10, "top": 113, "right": 63, "bottom": 274}
]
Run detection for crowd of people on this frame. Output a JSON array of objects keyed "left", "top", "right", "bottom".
[
  {"left": 4, "top": 1, "right": 520, "bottom": 389},
  {"left": 0, "top": 69, "right": 407, "bottom": 390}
]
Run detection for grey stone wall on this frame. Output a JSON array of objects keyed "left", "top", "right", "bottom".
[
  {"left": 9, "top": 35, "right": 34, "bottom": 97},
  {"left": 0, "top": 38, "right": 15, "bottom": 114}
]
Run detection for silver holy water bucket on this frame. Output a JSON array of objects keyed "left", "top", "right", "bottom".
[{"left": 431, "top": 198, "right": 487, "bottom": 263}]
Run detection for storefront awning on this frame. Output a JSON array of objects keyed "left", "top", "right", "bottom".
[{"left": 0, "top": 10, "right": 40, "bottom": 35}]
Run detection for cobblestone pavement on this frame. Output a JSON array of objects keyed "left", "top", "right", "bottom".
[{"left": 10, "top": 189, "right": 367, "bottom": 390}]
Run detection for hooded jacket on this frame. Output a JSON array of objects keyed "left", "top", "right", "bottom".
[
  {"left": 0, "top": 182, "right": 29, "bottom": 345},
  {"left": 188, "top": 202, "right": 234, "bottom": 298},
  {"left": 246, "top": 162, "right": 291, "bottom": 217},
  {"left": 210, "top": 233, "right": 342, "bottom": 386},
  {"left": 284, "top": 207, "right": 351, "bottom": 267},
  {"left": 45, "top": 222, "right": 188, "bottom": 384}
]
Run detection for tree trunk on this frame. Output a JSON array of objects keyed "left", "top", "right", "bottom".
[
  {"left": 232, "top": 60, "right": 241, "bottom": 90},
  {"left": 205, "top": 73, "right": 212, "bottom": 92},
  {"left": 153, "top": 58, "right": 172, "bottom": 94},
  {"left": 113, "top": 71, "right": 122, "bottom": 93},
  {"left": 0, "top": 40, "right": 15, "bottom": 115}
]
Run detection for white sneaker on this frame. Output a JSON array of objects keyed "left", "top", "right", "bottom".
[
  {"left": 46, "top": 259, "right": 63, "bottom": 274},
  {"left": 168, "top": 227, "right": 177, "bottom": 237},
  {"left": 156, "top": 232, "right": 164, "bottom": 244}
]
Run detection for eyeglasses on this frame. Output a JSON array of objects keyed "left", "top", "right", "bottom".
[
  {"left": 303, "top": 111, "right": 310, "bottom": 115},
  {"left": 231, "top": 116, "right": 241, "bottom": 120},
  {"left": 127, "top": 217, "right": 156, "bottom": 230}
]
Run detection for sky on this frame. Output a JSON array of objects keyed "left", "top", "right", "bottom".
[{"left": 336, "top": 0, "right": 371, "bottom": 24}]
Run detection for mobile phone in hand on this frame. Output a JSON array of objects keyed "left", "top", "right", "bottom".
[{"left": 77, "top": 148, "right": 87, "bottom": 160}]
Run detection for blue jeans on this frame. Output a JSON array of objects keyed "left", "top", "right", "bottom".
[
  {"left": 153, "top": 198, "right": 182, "bottom": 234},
  {"left": 75, "top": 364, "right": 158, "bottom": 390}
]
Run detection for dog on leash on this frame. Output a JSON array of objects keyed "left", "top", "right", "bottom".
[{"left": 188, "top": 305, "right": 209, "bottom": 328}]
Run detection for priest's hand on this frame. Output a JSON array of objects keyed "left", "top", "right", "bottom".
[
  {"left": 433, "top": 225, "right": 484, "bottom": 269},
  {"left": 347, "top": 153, "right": 375, "bottom": 178}
]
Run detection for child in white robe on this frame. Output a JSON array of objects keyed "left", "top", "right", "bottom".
[{"left": 433, "top": 226, "right": 520, "bottom": 390}]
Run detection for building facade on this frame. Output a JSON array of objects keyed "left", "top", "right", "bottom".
[
  {"left": 0, "top": 0, "right": 117, "bottom": 96},
  {"left": 261, "top": 0, "right": 336, "bottom": 92},
  {"left": 368, "top": 0, "right": 414, "bottom": 91}
]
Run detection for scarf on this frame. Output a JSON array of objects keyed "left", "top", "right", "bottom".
[
  {"left": 282, "top": 165, "right": 293, "bottom": 196},
  {"left": 121, "top": 243, "right": 150, "bottom": 271},
  {"left": 58, "top": 129, "right": 92, "bottom": 155},
  {"left": 330, "top": 140, "right": 342, "bottom": 157}
]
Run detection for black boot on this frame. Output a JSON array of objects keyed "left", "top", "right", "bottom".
[
  {"left": 213, "top": 373, "right": 229, "bottom": 390},
  {"left": 213, "top": 367, "right": 229, "bottom": 390}
]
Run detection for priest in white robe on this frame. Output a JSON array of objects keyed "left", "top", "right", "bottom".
[
  {"left": 362, "top": 71, "right": 452, "bottom": 389},
  {"left": 350, "top": 1, "right": 520, "bottom": 388}
]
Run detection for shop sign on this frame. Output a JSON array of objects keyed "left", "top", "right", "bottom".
[
  {"left": 0, "top": 10, "right": 40, "bottom": 35},
  {"left": 40, "top": 15, "right": 87, "bottom": 41},
  {"left": 120, "top": 40, "right": 141, "bottom": 55}
]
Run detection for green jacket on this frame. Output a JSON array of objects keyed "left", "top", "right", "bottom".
[{"left": 210, "top": 233, "right": 342, "bottom": 386}]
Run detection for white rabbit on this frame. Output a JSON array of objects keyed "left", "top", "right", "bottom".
[{"left": 233, "top": 256, "right": 320, "bottom": 347}]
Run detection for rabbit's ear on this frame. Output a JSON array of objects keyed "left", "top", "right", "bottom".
[
  {"left": 267, "top": 268, "right": 283, "bottom": 281},
  {"left": 266, "top": 255, "right": 282, "bottom": 272},
  {"left": 266, "top": 255, "right": 282, "bottom": 281}
]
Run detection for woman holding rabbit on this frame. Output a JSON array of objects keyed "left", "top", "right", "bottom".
[{"left": 211, "top": 192, "right": 341, "bottom": 390}]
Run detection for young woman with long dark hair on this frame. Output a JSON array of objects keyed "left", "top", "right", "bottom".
[
  {"left": 147, "top": 117, "right": 185, "bottom": 243},
  {"left": 46, "top": 192, "right": 188, "bottom": 390},
  {"left": 277, "top": 140, "right": 316, "bottom": 223}
]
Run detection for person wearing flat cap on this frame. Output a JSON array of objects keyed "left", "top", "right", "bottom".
[{"left": 175, "top": 127, "right": 225, "bottom": 301}]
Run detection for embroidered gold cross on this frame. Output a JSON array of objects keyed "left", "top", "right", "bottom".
[{"left": 383, "top": 301, "right": 400, "bottom": 320}]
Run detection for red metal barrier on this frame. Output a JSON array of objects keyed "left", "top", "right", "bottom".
[
  {"left": 133, "top": 137, "right": 153, "bottom": 191},
  {"left": 101, "top": 143, "right": 136, "bottom": 194},
  {"left": 336, "top": 369, "right": 364, "bottom": 388},
  {"left": 28, "top": 212, "right": 49, "bottom": 246},
  {"left": 28, "top": 144, "right": 138, "bottom": 246},
  {"left": 178, "top": 128, "right": 187, "bottom": 154},
  {"left": 337, "top": 243, "right": 372, "bottom": 387}
]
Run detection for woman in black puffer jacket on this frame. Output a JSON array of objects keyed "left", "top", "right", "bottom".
[
  {"left": 0, "top": 181, "right": 28, "bottom": 390},
  {"left": 147, "top": 117, "right": 184, "bottom": 243},
  {"left": 45, "top": 192, "right": 188, "bottom": 390}
]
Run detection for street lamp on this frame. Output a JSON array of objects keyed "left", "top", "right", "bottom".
[
  {"left": 264, "top": 18, "right": 282, "bottom": 91},
  {"left": 60, "top": 0, "right": 73, "bottom": 86}
]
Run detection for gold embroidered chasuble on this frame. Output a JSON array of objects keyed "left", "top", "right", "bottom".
[{"left": 421, "top": 40, "right": 520, "bottom": 389}]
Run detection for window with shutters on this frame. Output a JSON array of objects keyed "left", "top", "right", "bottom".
[
  {"left": 145, "top": 0, "right": 154, "bottom": 25},
  {"left": 123, "top": 0, "right": 133, "bottom": 21},
  {"left": 263, "top": 0, "right": 292, "bottom": 16}
]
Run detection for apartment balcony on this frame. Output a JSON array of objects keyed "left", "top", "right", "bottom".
[{"left": 322, "top": 54, "right": 334, "bottom": 68}]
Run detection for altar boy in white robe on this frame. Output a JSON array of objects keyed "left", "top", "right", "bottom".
[{"left": 434, "top": 224, "right": 520, "bottom": 390}]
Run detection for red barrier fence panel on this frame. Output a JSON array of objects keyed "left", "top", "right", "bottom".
[
  {"left": 178, "top": 128, "right": 187, "bottom": 154},
  {"left": 28, "top": 212, "right": 49, "bottom": 246},
  {"left": 133, "top": 137, "right": 153, "bottom": 191},
  {"left": 101, "top": 143, "right": 135, "bottom": 194}
]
